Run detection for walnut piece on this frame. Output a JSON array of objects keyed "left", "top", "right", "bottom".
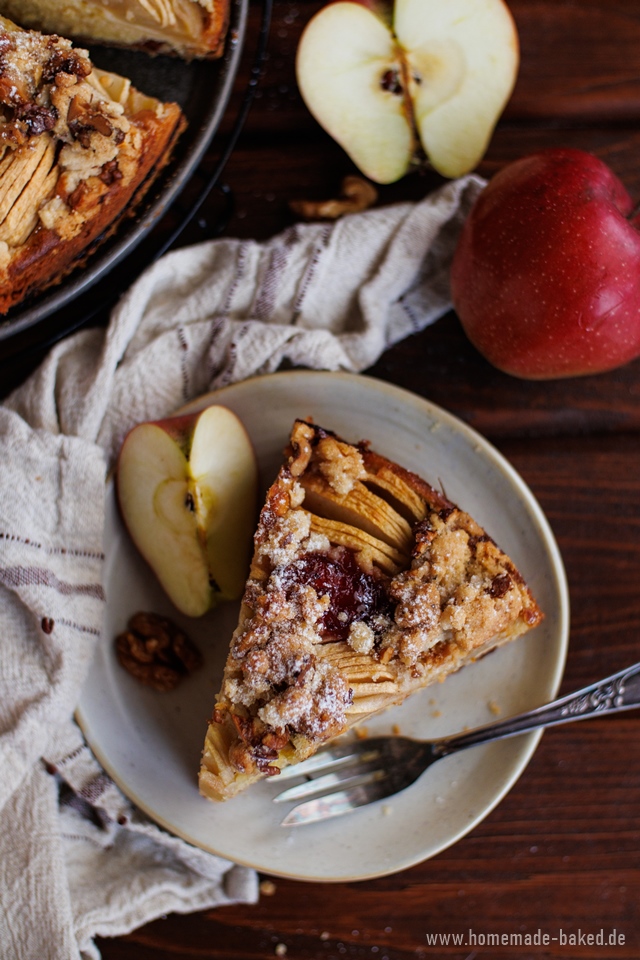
[
  {"left": 289, "top": 175, "right": 378, "bottom": 221},
  {"left": 115, "top": 611, "right": 202, "bottom": 692}
]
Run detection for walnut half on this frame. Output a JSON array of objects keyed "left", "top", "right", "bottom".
[
  {"left": 289, "top": 175, "right": 378, "bottom": 221},
  {"left": 115, "top": 611, "right": 202, "bottom": 692}
]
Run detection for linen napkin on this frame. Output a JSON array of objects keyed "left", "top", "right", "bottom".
[{"left": 0, "top": 173, "right": 484, "bottom": 960}]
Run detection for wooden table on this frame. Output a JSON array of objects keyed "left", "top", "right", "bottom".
[{"left": 5, "top": 1, "right": 640, "bottom": 956}]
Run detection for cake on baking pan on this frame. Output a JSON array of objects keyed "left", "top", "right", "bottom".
[
  {"left": 0, "top": 0, "right": 229, "bottom": 59},
  {"left": 199, "top": 419, "right": 543, "bottom": 801},
  {"left": 0, "top": 15, "right": 185, "bottom": 314}
]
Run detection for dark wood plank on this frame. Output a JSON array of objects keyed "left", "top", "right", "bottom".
[
  {"left": 5, "top": 1, "right": 640, "bottom": 956},
  {"left": 367, "top": 315, "right": 640, "bottom": 440},
  {"left": 505, "top": 1, "right": 640, "bottom": 122}
]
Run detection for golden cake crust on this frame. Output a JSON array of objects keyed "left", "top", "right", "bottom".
[
  {"left": 199, "top": 420, "right": 544, "bottom": 802},
  {"left": 0, "top": 16, "right": 185, "bottom": 314},
  {"left": 0, "top": 0, "right": 229, "bottom": 60}
]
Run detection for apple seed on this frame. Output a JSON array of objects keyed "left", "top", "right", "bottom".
[{"left": 380, "top": 68, "right": 403, "bottom": 95}]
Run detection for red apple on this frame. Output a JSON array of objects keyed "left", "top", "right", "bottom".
[{"left": 450, "top": 148, "right": 640, "bottom": 379}]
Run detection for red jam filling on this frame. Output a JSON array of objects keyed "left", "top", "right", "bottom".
[{"left": 284, "top": 550, "right": 391, "bottom": 641}]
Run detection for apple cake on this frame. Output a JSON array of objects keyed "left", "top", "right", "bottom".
[
  {"left": 0, "top": 15, "right": 186, "bottom": 314},
  {"left": 0, "top": 0, "right": 229, "bottom": 59},
  {"left": 199, "top": 419, "right": 544, "bottom": 801}
]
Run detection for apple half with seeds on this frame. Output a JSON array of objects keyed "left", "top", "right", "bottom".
[
  {"left": 116, "top": 405, "right": 258, "bottom": 618},
  {"left": 295, "top": 0, "right": 519, "bottom": 183}
]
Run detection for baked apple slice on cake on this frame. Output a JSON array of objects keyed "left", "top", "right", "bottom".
[
  {"left": 199, "top": 420, "right": 543, "bottom": 802},
  {"left": 0, "top": 15, "right": 185, "bottom": 313},
  {"left": 0, "top": 0, "right": 228, "bottom": 59}
]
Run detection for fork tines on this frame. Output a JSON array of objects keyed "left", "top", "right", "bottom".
[
  {"left": 271, "top": 738, "right": 387, "bottom": 823},
  {"left": 273, "top": 764, "right": 386, "bottom": 804},
  {"left": 271, "top": 735, "right": 423, "bottom": 825},
  {"left": 274, "top": 741, "right": 382, "bottom": 782},
  {"left": 280, "top": 779, "right": 393, "bottom": 826}
]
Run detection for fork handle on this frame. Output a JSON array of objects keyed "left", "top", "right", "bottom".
[{"left": 435, "top": 661, "right": 640, "bottom": 757}]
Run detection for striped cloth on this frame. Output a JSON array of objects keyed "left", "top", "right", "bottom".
[{"left": 0, "top": 174, "right": 483, "bottom": 960}]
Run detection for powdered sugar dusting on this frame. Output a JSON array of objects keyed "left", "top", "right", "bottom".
[
  {"left": 347, "top": 620, "right": 375, "bottom": 655},
  {"left": 258, "top": 660, "right": 351, "bottom": 739},
  {"left": 256, "top": 509, "right": 312, "bottom": 567}
]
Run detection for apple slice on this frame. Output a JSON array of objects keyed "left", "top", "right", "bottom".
[
  {"left": 296, "top": 2, "right": 415, "bottom": 185},
  {"left": 296, "top": 0, "right": 519, "bottom": 183},
  {"left": 116, "top": 405, "right": 258, "bottom": 618}
]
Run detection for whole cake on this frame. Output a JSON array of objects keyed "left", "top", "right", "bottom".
[
  {"left": 0, "top": 15, "right": 186, "bottom": 314},
  {"left": 199, "top": 419, "right": 544, "bottom": 801}
]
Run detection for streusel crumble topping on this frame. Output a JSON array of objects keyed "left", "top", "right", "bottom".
[
  {"left": 208, "top": 419, "right": 543, "bottom": 785},
  {"left": 0, "top": 15, "right": 183, "bottom": 301}
]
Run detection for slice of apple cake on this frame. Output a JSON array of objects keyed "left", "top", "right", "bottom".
[
  {"left": 0, "top": 15, "right": 185, "bottom": 314},
  {"left": 0, "top": 0, "right": 229, "bottom": 60},
  {"left": 199, "top": 419, "right": 544, "bottom": 801}
]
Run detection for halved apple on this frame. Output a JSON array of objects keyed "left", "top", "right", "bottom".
[
  {"left": 295, "top": 0, "right": 519, "bottom": 183},
  {"left": 116, "top": 405, "right": 258, "bottom": 618}
]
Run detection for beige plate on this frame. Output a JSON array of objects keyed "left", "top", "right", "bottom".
[{"left": 76, "top": 371, "right": 569, "bottom": 882}]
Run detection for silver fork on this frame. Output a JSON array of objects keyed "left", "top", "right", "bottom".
[{"left": 272, "top": 661, "right": 640, "bottom": 825}]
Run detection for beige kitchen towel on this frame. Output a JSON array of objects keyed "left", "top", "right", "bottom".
[{"left": 0, "top": 173, "right": 484, "bottom": 960}]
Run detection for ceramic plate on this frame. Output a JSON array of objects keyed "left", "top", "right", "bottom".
[{"left": 76, "top": 371, "right": 569, "bottom": 881}]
